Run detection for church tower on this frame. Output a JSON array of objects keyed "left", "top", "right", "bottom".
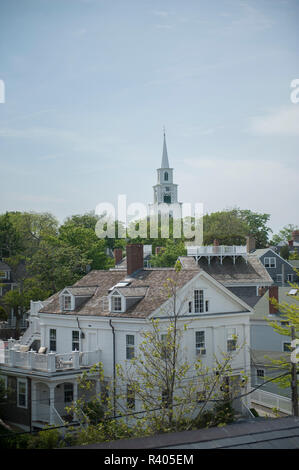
[{"left": 149, "top": 131, "right": 182, "bottom": 217}]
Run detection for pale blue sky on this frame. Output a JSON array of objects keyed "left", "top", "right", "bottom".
[{"left": 0, "top": 0, "right": 298, "bottom": 234}]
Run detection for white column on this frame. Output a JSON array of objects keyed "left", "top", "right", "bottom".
[
  {"left": 49, "top": 384, "right": 55, "bottom": 425},
  {"left": 31, "top": 381, "right": 37, "bottom": 422}
]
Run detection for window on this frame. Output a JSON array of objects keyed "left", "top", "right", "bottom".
[
  {"left": 264, "top": 257, "right": 276, "bottom": 268},
  {"left": 205, "top": 300, "right": 209, "bottom": 312},
  {"left": 163, "top": 194, "right": 171, "bottom": 203},
  {"left": 283, "top": 342, "right": 291, "bottom": 352},
  {"left": 165, "top": 187, "right": 170, "bottom": 191},
  {"left": 194, "top": 290, "right": 204, "bottom": 313},
  {"left": 72, "top": 330, "right": 80, "bottom": 351},
  {"left": 164, "top": 172, "right": 168, "bottom": 181},
  {"left": 64, "top": 383, "right": 73, "bottom": 403},
  {"left": 280, "top": 321, "right": 289, "bottom": 326},
  {"left": 111, "top": 294, "right": 122, "bottom": 312},
  {"left": 17, "top": 379, "right": 27, "bottom": 408},
  {"left": 63, "top": 295, "right": 72, "bottom": 310},
  {"left": 287, "top": 274, "right": 294, "bottom": 282},
  {"left": 276, "top": 274, "right": 282, "bottom": 283},
  {"left": 195, "top": 331, "right": 206, "bottom": 355},
  {"left": 126, "top": 335, "right": 135, "bottom": 360},
  {"left": 126, "top": 385, "right": 135, "bottom": 410},
  {"left": 188, "top": 301, "right": 192, "bottom": 313},
  {"left": 49, "top": 328, "right": 56, "bottom": 352},
  {"left": 227, "top": 328, "right": 237, "bottom": 352},
  {"left": 0, "top": 271, "right": 7, "bottom": 279},
  {"left": 256, "top": 369, "right": 264, "bottom": 379}
]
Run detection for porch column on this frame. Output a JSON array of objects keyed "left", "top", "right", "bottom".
[
  {"left": 73, "top": 381, "right": 78, "bottom": 422},
  {"left": 49, "top": 383, "right": 55, "bottom": 425},
  {"left": 31, "top": 381, "right": 37, "bottom": 422}
]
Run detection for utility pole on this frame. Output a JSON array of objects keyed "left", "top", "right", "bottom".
[{"left": 291, "top": 327, "right": 298, "bottom": 417}]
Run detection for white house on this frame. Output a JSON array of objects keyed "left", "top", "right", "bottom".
[{"left": 0, "top": 244, "right": 254, "bottom": 431}]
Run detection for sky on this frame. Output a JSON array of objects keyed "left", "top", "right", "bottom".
[{"left": 0, "top": 0, "right": 298, "bottom": 235}]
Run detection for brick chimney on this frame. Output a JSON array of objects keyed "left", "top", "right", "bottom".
[
  {"left": 292, "top": 230, "right": 299, "bottom": 242},
  {"left": 126, "top": 244, "right": 144, "bottom": 275},
  {"left": 113, "top": 248, "right": 123, "bottom": 265},
  {"left": 246, "top": 235, "right": 256, "bottom": 253},
  {"left": 269, "top": 285, "right": 279, "bottom": 314}
]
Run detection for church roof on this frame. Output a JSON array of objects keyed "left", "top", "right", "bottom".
[{"left": 161, "top": 132, "right": 169, "bottom": 168}]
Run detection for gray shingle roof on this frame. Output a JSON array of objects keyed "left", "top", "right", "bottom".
[
  {"left": 39, "top": 268, "right": 199, "bottom": 318},
  {"left": 179, "top": 254, "right": 273, "bottom": 286}
]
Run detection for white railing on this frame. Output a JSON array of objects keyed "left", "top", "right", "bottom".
[
  {"left": 79, "top": 349, "right": 101, "bottom": 367},
  {"left": 251, "top": 388, "right": 294, "bottom": 415},
  {"left": 51, "top": 406, "right": 65, "bottom": 427},
  {"left": 186, "top": 246, "right": 247, "bottom": 256},
  {"left": 1, "top": 347, "right": 101, "bottom": 373}
]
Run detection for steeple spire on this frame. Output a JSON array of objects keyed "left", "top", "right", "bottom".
[{"left": 161, "top": 128, "right": 170, "bottom": 169}]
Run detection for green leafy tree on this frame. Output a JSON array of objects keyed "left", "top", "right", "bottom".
[
  {"left": 0, "top": 213, "right": 22, "bottom": 258},
  {"left": 233, "top": 208, "right": 272, "bottom": 248},
  {"left": 150, "top": 240, "right": 186, "bottom": 267},
  {"left": 203, "top": 211, "right": 248, "bottom": 245},
  {"left": 267, "top": 274, "right": 299, "bottom": 391},
  {"left": 271, "top": 224, "right": 299, "bottom": 246}
]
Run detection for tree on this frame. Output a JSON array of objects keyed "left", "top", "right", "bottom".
[
  {"left": 0, "top": 213, "right": 22, "bottom": 258},
  {"left": 267, "top": 274, "right": 299, "bottom": 391},
  {"left": 59, "top": 224, "right": 113, "bottom": 270},
  {"left": 280, "top": 245, "right": 290, "bottom": 260},
  {"left": 202, "top": 211, "right": 248, "bottom": 245},
  {"left": 28, "top": 237, "right": 91, "bottom": 292},
  {"left": 233, "top": 208, "right": 272, "bottom": 248},
  {"left": 271, "top": 224, "right": 299, "bottom": 246},
  {"left": 150, "top": 240, "right": 186, "bottom": 267}
]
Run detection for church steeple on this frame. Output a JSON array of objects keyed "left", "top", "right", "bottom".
[{"left": 161, "top": 130, "right": 169, "bottom": 169}]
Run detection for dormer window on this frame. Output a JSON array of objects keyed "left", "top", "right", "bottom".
[
  {"left": 63, "top": 295, "right": 72, "bottom": 311},
  {"left": 111, "top": 294, "right": 122, "bottom": 312}
]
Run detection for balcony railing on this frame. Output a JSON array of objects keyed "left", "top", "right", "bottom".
[
  {"left": 186, "top": 245, "right": 247, "bottom": 256},
  {"left": 0, "top": 345, "right": 101, "bottom": 373}
]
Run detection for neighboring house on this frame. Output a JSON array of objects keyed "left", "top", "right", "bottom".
[
  {"left": 253, "top": 248, "right": 299, "bottom": 286},
  {"left": 179, "top": 238, "right": 273, "bottom": 308},
  {"left": 288, "top": 230, "right": 299, "bottom": 256},
  {"left": 250, "top": 285, "right": 299, "bottom": 415},
  {"left": 0, "top": 260, "right": 26, "bottom": 331},
  {"left": 0, "top": 244, "right": 253, "bottom": 431}
]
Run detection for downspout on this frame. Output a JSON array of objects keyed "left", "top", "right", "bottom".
[{"left": 109, "top": 319, "right": 116, "bottom": 417}]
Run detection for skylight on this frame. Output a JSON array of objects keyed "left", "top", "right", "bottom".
[{"left": 288, "top": 289, "right": 298, "bottom": 295}]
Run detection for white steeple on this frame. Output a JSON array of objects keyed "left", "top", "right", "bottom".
[{"left": 161, "top": 131, "right": 170, "bottom": 169}]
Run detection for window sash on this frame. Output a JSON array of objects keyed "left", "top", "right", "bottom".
[
  {"left": 49, "top": 329, "right": 56, "bottom": 352},
  {"left": 264, "top": 257, "right": 276, "bottom": 268},
  {"left": 126, "top": 335, "right": 135, "bottom": 360},
  {"left": 17, "top": 379, "right": 27, "bottom": 408},
  {"left": 64, "top": 295, "right": 72, "bottom": 310},
  {"left": 72, "top": 330, "right": 80, "bottom": 351},
  {"left": 127, "top": 385, "right": 135, "bottom": 409},
  {"left": 194, "top": 290, "right": 204, "bottom": 313},
  {"left": 112, "top": 295, "right": 122, "bottom": 311},
  {"left": 195, "top": 331, "right": 205, "bottom": 349}
]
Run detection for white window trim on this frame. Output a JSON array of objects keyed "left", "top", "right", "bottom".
[
  {"left": 109, "top": 290, "right": 124, "bottom": 313},
  {"left": 195, "top": 330, "right": 206, "bottom": 355},
  {"left": 256, "top": 368, "right": 265, "bottom": 384},
  {"left": 282, "top": 341, "right": 291, "bottom": 352},
  {"left": 72, "top": 330, "right": 80, "bottom": 351},
  {"left": 63, "top": 294, "right": 73, "bottom": 311},
  {"left": 264, "top": 257, "right": 276, "bottom": 268},
  {"left": 287, "top": 274, "right": 294, "bottom": 282},
  {"left": 17, "top": 378, "right": 28, "bottom": 409},
  {"left": 126, "top": 334, "right": 135, "bottom": 360}
]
